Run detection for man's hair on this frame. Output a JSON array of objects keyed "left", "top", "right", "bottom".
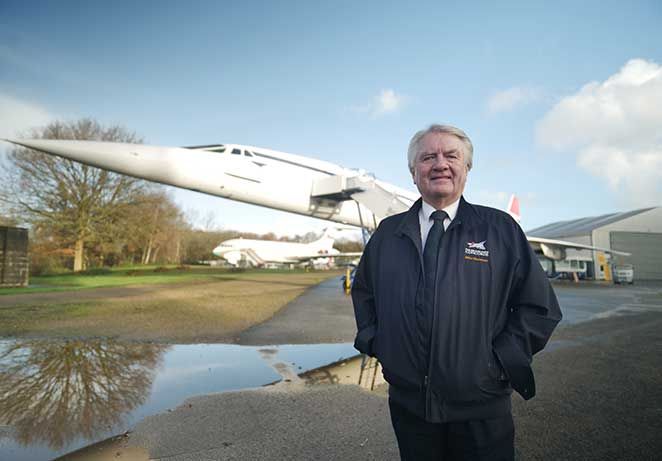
[{"left": 407, "top": 124, "right": 474, "bottom": 173}]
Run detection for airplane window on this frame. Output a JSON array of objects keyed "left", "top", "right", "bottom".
[
  {"left": 231, "top": 148, "right": 241, "bottom": 155},
  {"left": 244, "top": 151, "right": 253, "bottom": 157}
]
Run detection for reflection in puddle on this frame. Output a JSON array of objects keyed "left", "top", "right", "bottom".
[
  {"left": 0, "top": 340, "right": 166, "bottom": 450},
  {"left": 302, "top": 354, "right": 384, "bottom": 390},
  {"left": 0, "top": 340, "right": 357, "bottom": 461}
]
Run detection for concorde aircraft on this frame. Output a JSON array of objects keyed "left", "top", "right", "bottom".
[
  {"left": 212, "top": 228, "right": 361, "bottom": 267},
  {"left": 1, "top": 138, "right": 628, "bottom": 260}
]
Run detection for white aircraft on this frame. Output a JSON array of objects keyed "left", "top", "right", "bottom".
[
  {"left": 1, "top": 138, "right": 627, "bottom": 260},
  {"left": 212, "top": 228, "right": 360, "bottom": 267}
]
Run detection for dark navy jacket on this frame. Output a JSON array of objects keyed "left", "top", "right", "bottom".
[{"left": 352, "top": 197, "right": 562, "bottom": 422}]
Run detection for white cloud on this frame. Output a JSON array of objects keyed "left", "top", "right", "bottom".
[
  {"left": 374, "top": 89, "right": 404, "bottom": 115},
  {"left": 486, "top": 86, "right": 541, "bottom": 114},
  {"left": 351, "top": 89, "right": 407, "bottom": 118},
  {"left": 0, "top": 93, "right": 55, "bottom": 139},
  {"left": 536, "top": 59, "right": 662, "bottom": 206}
]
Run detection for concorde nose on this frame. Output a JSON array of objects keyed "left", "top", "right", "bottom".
[
  {"left": 0, "top": 138, "right": 174, "bottom": 182},
  {"left": 2, "top": 138, "right": 141, "bottom": 161}
]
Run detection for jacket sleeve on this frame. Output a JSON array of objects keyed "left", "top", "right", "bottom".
[
  {"left": 351, "top": 236, "right": 377, "bottom": 357},
  {"left": 493, "top": 223, "right": 562, "bottom": 400}
]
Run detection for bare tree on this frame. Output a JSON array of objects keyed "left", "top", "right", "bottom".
[
  {"left": 0, "top": 118, "right": 146, "bottom": 271},
  {"left": 123, "top": 190, "right": 187, "bottom": 265},
  {"left": 0, "top": 215, "right": 18, "bottom": 227},
  {"left": 0, "top": 339, "right": 167, "bottom": 449}
]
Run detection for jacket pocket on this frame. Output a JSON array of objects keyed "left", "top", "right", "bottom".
[
  {"left": 479, "top": 350, "right": 509, "bottom": 395},
  {"left": 487, "top": 350, "right": 506, "bottom": 381},
  {"left": 381, "top": 367, "right": 420, "bottom": 391}
]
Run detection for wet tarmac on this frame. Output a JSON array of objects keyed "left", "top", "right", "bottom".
[
  {"left": 0, "top": 341, "right": 357, "bottom": 461},
  {"left": 553, "top": 281, "right": 662, "bottom": 324},
  {"left": 237, "top": 277, "right": 356, "bottom": 345},
  {"left": 120, "top": 308, "right": 662, "bottom": 461},
  {"left": 1, "top": 278, "right": 661, "bottom": 460}
]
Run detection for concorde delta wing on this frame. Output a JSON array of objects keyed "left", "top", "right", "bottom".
[
  {"left": 350, "top": 180, "right": 414, "bottom": 219},
  {"left": 311, "top": 172, "right": 415, "bottom": 221},
  {"left": 526, "top": 236, "right": 631, "bottom": 260}
]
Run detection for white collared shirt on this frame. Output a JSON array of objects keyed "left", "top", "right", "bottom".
[{"left": 419, "top": 198, "right": 460, "bottom": 249}]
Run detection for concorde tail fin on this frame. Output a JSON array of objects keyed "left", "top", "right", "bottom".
[{"left": 507, "top": 194, "right": 521, "bottom": 223}]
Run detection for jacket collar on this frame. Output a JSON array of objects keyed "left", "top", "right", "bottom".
[
  {"left": 394, "top": 197, "right": 423, "bottom": 251},
  {"left": 451, "top": 195, "right": 483, "bottom": 231},
  {"left": 394, "top": 195, "right": 483, "bottom": 243}
]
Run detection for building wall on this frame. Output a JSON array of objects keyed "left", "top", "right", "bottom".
[
  {"left": 0, "top": 226, "right": 29, "bottom": 287},
  {"left": 592, "top": 208, "right": 662, "bottom": 280},
  {"left": 610, "top": 232, "right": 662, "bottom": 280}
]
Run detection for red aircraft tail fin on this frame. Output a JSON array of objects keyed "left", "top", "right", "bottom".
[{"left": 507, "top": 194, "right": 521, "bottom": 223}]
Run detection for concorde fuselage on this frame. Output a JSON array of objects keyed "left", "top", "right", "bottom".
[
  {"left": 212, "top": 235, "right": 338, "bottom": 265},
  {"left": 4, "top": 139, "right": 415, "bottom": 230},
  {"left": 2, "top": 138, "right": 632, "bottom": 261}
]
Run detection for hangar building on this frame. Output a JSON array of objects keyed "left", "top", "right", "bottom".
[{"left": 527, "top": 207, "right": 662, "bottom": 281}]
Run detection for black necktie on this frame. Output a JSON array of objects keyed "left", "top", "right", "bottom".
[
  {"left": 423, "top": 210, "right": 448, "bottom": 278},
  {"left": 419, "top": 210, "right": 448, "bottom": 365}
]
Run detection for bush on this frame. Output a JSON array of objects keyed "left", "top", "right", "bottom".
[{"left": 30, "top": 254, "right": 71, "bottom": 276}]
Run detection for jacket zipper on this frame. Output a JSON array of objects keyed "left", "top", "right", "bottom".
[{"left": 424, "top": 222, "right": 459, "bottom": 420}]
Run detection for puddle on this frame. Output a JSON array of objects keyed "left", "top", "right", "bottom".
[
  {"left": 301, "top": 354, "right": 385, "bottom": 389},
  {"left": 0, "top": 339, "right": 357, "bottom": 461}
]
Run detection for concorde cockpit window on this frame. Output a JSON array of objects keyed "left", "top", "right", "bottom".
[
  {"left": 231, "top": 148, "right": 241, "bottom": 155},
  {"left": 244, "top": 151, "right": 253, "bottom": 157}
]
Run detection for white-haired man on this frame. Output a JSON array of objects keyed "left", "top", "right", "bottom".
[{"left": 352, "top": 124, "right": 561, "bottom": 460}]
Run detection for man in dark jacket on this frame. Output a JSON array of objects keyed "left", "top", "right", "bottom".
[{"left": 352, "top": 124, "right": 562, "bottom": 460}]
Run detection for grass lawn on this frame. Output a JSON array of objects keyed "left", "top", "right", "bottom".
[
  {"left": 0, "top": 265, "right": 316, "bottom": 294},
  {"left": 0, "top": 269, "right": 342, "bottom": 342}
]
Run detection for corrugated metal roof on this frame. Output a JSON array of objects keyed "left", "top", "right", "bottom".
[{"left": 526, "top": 208, "right": 656, "bottom": 238}]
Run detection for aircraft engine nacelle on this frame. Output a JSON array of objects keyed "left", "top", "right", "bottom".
[{"left": 540, "top": 243, "right": 566, "bottom": 261}]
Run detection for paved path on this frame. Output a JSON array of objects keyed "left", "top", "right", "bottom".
[
  {"left": 125, "top": 308, "right": 662, "bottom": 460},
  {"left": 122, "top": 283, "right": 662, "bottom": 460},
  {"left": 131, "top": 384, "right": 397, "bottom": 461},
  {"left": 238, "top": 276, "right": 356, "bottom": 345},
  {"left": 553, "top": 280, "right": 662, "bottom": 324}
]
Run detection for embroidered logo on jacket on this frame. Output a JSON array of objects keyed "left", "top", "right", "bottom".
[
  {"left": 466, "top": 240, "right": 487, "bottom": 250},
  {"left": 465, "top": 240, "right": 489, "bottom": 262}
]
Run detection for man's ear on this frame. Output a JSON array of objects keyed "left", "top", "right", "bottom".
[{"left": 411, "top": 169, "right": 417, "bottom": 184}]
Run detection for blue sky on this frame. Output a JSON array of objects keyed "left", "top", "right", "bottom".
[{"left": 1, "top": 0, "right": 661, "bottom": 236}]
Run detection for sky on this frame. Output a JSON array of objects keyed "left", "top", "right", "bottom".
[{"left": 1, "top": 0, "right": 661, "bottom": 237}]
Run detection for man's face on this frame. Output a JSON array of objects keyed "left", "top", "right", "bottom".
[{"left": 412, "top": 132, "right": 469, "bottom": 208}]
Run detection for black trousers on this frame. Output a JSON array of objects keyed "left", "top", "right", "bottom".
[{"left": 389, "top": 399, "right": 514, "bottom": 461}]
